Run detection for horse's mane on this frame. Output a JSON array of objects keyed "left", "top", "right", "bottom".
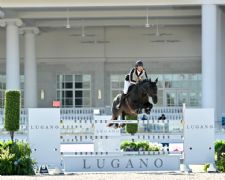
[
  {"left": 128, "top": 79, "right": 155, "bottom": 93},
  {"left": 137, "top": 79, "right": 149, "bottom": 85}
]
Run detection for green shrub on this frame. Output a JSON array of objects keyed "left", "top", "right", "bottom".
[
  {"left": 214, "top": 140, "right": 225, "bottom": 172},
  {"left": 129, "top": 141, "right": 138, "bottom": 151},
  {"left": 0, "top": 141, "right": 35, "bottom": 175},
  {"left": 4, "top": 90, "right": 21, "bottom": 141},
  {"left": 120, "top": 141, "right": 138, "bottom": 151},
  {"left": 125, "top": 115, "right": 138, "bottom": 135},
  {"left": 0, "top": 148, "right": 15, "bottom": 175},
  {"left": 148, "top": 143, "right": 161, "bottom": 151},
  {"left": 120, "top": 141, "right": 161, "bottom": 152},
  {"left": 136, "top": 141, "right": 149, "bottom": 151},
  {"left": 216, "top": 153, "right": 225, "bottom": 172},
  {"left": 120, "top": 141, "right": 130, "bottom": 151},
  {"left": 215, "top": 140, "right": 225, "bottom": 161},
  {"left": 203, "top": 163, "right": 210, "bottom": 172}
]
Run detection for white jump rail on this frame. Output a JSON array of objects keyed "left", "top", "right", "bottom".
[{"left": 0, "top": 107, "right": 216, "bottom": 172}]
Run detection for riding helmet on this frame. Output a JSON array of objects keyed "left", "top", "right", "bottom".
[{"left": 135, "top": 60, "right": 143, "bottom": 67}]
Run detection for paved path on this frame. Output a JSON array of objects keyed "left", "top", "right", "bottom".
[{"left": 1, "top": 173, "right": 225, "bottom": 180}]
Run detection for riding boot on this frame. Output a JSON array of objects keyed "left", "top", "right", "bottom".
[{"left": 116, "top": 93, "right": 127, "bottom": 109}]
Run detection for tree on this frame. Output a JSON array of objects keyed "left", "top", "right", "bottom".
[{"left": 4, "top": 90, "right": 21, "bottom": 141}]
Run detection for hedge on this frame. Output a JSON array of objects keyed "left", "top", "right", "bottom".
[
  {"left": 125, "top": 115, "right": 138, "bottom": 135},
  {"left": 4, "top": 90, "right": 21, "bottom": 141},
  {"left": 120, "top": 141, "right": 161, "bottom": 152}
]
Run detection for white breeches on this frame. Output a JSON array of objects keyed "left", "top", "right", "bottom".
[{"left": 123, "top": 80, "right": 131, "bottom": 94}]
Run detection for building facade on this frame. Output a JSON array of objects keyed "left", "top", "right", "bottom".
[{"left": 0, "top": 0, "right": 225, "bottom": 120}]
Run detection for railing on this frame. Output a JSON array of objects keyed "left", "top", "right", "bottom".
[
  {"left": 0, "top": 109, "right": 28, "bottom": 134},
  {"left": 0, "top": 107, "right": 224, "bottom": 143},
  {"left": 60, "top": 108, "right": 94, "bottom": 121}
]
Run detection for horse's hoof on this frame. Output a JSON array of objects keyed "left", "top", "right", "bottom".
[
  {"left": 107, "top": 123, "right": 113, "bottom": 127},
  {"left": 114, "top": 123, "right": 119, "bottom": 129},
  {"left": 119, "top": 123, "right": 126, "bottom": 128}
]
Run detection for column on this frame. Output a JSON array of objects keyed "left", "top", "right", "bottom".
[
  {"left": 0, "top": 19, "right": 23, "bottom": 90},
  {"left": 0, "top": 10, "right": 4, "bottom": 18},
  {"left": 202, "top": 5, "right": 217, "bottom": 109},
  {"left": 222, "top": 8, "right": 225, "bottom": 114},
  {"left": 20, "top": 27, "right": 39, "bottom": 108},
  {"left": 216, "top": 7, "right": 225, "bottom": 120}
]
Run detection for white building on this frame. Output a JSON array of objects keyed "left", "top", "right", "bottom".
[{"left": 0, "top": 0, "right": 225, "bottom": 120}]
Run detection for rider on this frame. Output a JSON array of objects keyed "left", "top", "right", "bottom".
[{"left": 116, "top": 60, "right": 148, "bottom": 109}]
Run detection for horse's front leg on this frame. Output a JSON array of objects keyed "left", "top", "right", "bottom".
[
  {"left": 107, "top": 115, "right": 118, "bottom": 128},
  {"left": 144, "top": 102, "right": 153, "bottom": 114},
  {"left": 138, "top": 108, "right": 142, "bottom": 114}
]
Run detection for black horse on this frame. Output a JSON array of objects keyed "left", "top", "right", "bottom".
[{"left": 108, "top": 78, "right": 158, "bottom": 128}]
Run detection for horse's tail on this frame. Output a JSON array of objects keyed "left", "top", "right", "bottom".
[{"left": 111, "top": 94, "right": 121, "bottom": 114}]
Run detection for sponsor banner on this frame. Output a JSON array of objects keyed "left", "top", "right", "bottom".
[
  {"left": 63, "top": 155, "right": 180, "bottom": 172},
  {"left": 28, "top": 108, "right": 61, "bottom": 167},
  {"left": 184, "top": 108, "right": 215, "bottom": 164}
]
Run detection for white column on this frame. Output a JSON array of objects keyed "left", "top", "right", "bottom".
[
  {"left": 0, "top": 19, "right": 23, "bottom": 90},
  {"left": 20, "top": 27, "right": 39, "bottom": 108},
  {"left": 0, "top": 10, "right": 4, "bottom": 18},
  {"left": 221, "top": 8, "right": 225, "bottom": 114},
  {"left": 215, "top": 7, "right": 223, "bottom": 121},
  {"left": 202, "top": 5, "right": 217, "bottom": 109}
]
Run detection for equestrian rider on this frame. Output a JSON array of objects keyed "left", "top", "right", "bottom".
[{"left": 116, "top": 60, "right": 148, "bottom": 109}]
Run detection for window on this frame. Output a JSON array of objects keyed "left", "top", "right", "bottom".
[
  {"left": 110, "top": 75, "right": 124, "bottom": 103},
  {"left": 110, "top": 73, "right": 201, "bottom": 107},
  {"left": 163, "top": 74, "right": 201, "bottom": 107},
  {"left": 166, "top": 91, "right": 176, "bottom": 107},
  {"left": 0, "top": 75, "right": 24, "bottom": 108},
  {"left": 57, "top": 74, "right": 91, "bottom": 107}
]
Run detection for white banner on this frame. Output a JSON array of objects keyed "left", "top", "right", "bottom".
[
  {"left": 63, "top": 155, "right": 180, "bottom": 172},
  {"left": 28, "top": 108, "right": 61, "bottom": 168},
  {"left": 183, "top": 108, "right": 215, "bottom": 164}
]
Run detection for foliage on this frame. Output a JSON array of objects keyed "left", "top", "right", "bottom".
[
  {"left": 0, "top": 147, "right": 15, "bottom": 175},
  {"left": 215, "top": 140, "right": 225, "bottom": 172},
  {"left": 148, "top": 143, "right": 161, "bottom": 151},
  {"left": 215, "top": 140, "right": 225, "bottom": 161},
  {"left": 120, "top": 141, "right": 130, "bottom": 151},
  {"left": 120, "top": 140, "right": 161, "bottom": 152},
  {"left": 136, "top": 141, "right": 149, "bottom": 151},
  {"left": 216, "top": 153, "right": 225, "bottom": 172},
  {"left": 125, "top": 115, "right": 138, "bottom": 135},
  {"left": 0, "top": 141, "right": 35, "bottom": 175},
  {"left": 4, "top": 90, "right": 21, "bottom": 141},
  {"left": 203, "top": 163, "right": 210, "bottom": 172}
]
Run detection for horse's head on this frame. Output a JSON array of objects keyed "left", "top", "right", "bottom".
[{"left": 147, "top": 78, "right": 158, "bottom": 104}]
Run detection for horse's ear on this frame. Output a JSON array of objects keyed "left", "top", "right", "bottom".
[{"left": 155, "top": 78, "right": 158, "bottom": 83}]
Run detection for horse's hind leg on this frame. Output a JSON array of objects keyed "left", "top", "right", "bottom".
[
  {"left": 120, "top": 123, "right": 126, "bottom": 128},
  {"left": 119, "top": 112, "right": 126, "bottom": 128},
  {"left": 114, "top": 123, "right": 119, "bottom": 129}
]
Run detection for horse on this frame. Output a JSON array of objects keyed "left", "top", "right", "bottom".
[{"left": 107, "top": 78, "right": 158, "bottom": 128}]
